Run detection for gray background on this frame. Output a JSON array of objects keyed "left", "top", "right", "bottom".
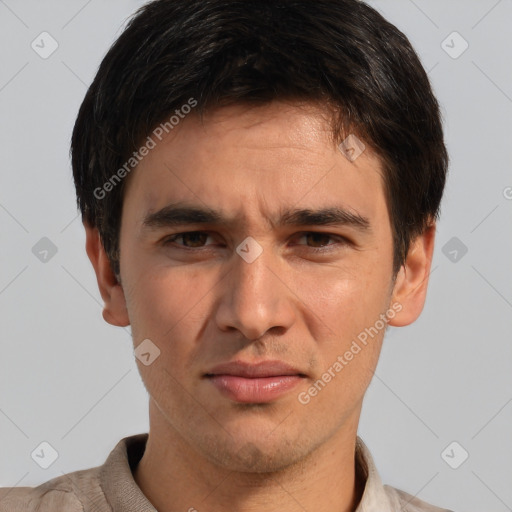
[{"left": 0, "top": 1, "right": 511, "bottom": 511}]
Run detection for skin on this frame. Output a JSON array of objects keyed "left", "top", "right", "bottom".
[{"left": 85, "top": 101, "right": 436, "bottom": 512}]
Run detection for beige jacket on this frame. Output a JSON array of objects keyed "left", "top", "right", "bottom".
[{"left": 0, "top": 434, "right": 453, "bottom": 511}]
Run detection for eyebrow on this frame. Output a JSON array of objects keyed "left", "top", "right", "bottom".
[{"left": 142, "top": 202, "right": 371, "bottom": 232}]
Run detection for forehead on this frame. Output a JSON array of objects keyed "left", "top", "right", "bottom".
[{"left": 122, "top": 102, "right": 387, "bottom": 230}]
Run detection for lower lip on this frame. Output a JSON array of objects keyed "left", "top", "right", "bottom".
[{"left": 207, "top": 375, "right": 303, "bottom": 403}]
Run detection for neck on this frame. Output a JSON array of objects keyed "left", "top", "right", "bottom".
[{"left": 134, "top": 402, "right": 365, "bottom": 512}]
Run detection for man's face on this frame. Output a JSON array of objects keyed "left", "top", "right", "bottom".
[{"left": 115, "top": 102, "right": 398, "bottom": 471}]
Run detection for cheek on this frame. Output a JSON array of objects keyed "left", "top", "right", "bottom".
[
  {"left": 125, "top": 269, "right": 209, "bottom": 403},
  {"left": 123, "top": 262, "right": 219, "bottom": 359},
  {"left": 302, "top": 257, "right": 391, "bottom": 328},
  {"left": 301, "top": 275, "right": 389, "bottom": 408},
  {"left": 304, "top": 262, "right": 391, "bottom": 379}
]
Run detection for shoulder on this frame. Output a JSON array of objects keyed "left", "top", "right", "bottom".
[
  {"left": 384, "top": 484, "right": 455, "bottom": 512},
  {"left": 0, "top": 466, "right": 105, "bottom": 512}
]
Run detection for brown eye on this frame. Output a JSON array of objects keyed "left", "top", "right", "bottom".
[
  {"left": 164, "top": 231, "right": 211, "bottom": 248},
  {"left": 303, "top": 233, "right": 334, "bottom": 248},
  {"left": 295, "top": 232, "right": 346, "bottom": 250}
]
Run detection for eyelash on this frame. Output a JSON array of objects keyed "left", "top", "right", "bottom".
[{"left": 161, "top": 231, "right": 349, "bottom": 253}]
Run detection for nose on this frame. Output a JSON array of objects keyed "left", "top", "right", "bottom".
[{"left": 214, "top": 242, "right": 296, "bottom": 341}]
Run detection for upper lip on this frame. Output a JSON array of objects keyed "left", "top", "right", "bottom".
[{"left": 205, "top": 360, "right": 307, "bottom": 378}]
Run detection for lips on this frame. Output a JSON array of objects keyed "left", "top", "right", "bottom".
[
  {"left": 206, "top": 360, "right": 307, "bottom": 379},
  {"left": 204, "top": 360, "right": 307, "bottom": 403}
]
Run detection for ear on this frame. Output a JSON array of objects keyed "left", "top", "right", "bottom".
[
  {"left": 388, "top": 223, "right": 436, "bottom": 327},
  {"left": 84, "top": 222, "right": 130, "bottom": 327}
]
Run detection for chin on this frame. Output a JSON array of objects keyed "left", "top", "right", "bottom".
[{"left": 195, "top": 428, "right": 317, "bottom": 474}]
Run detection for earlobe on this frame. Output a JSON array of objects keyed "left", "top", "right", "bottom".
[
  {"left": 388, "top": 224, "right": 436, "bottom": 327},
  {"left": 84, "top": 222, "right": 130, "bottom": 327}
]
